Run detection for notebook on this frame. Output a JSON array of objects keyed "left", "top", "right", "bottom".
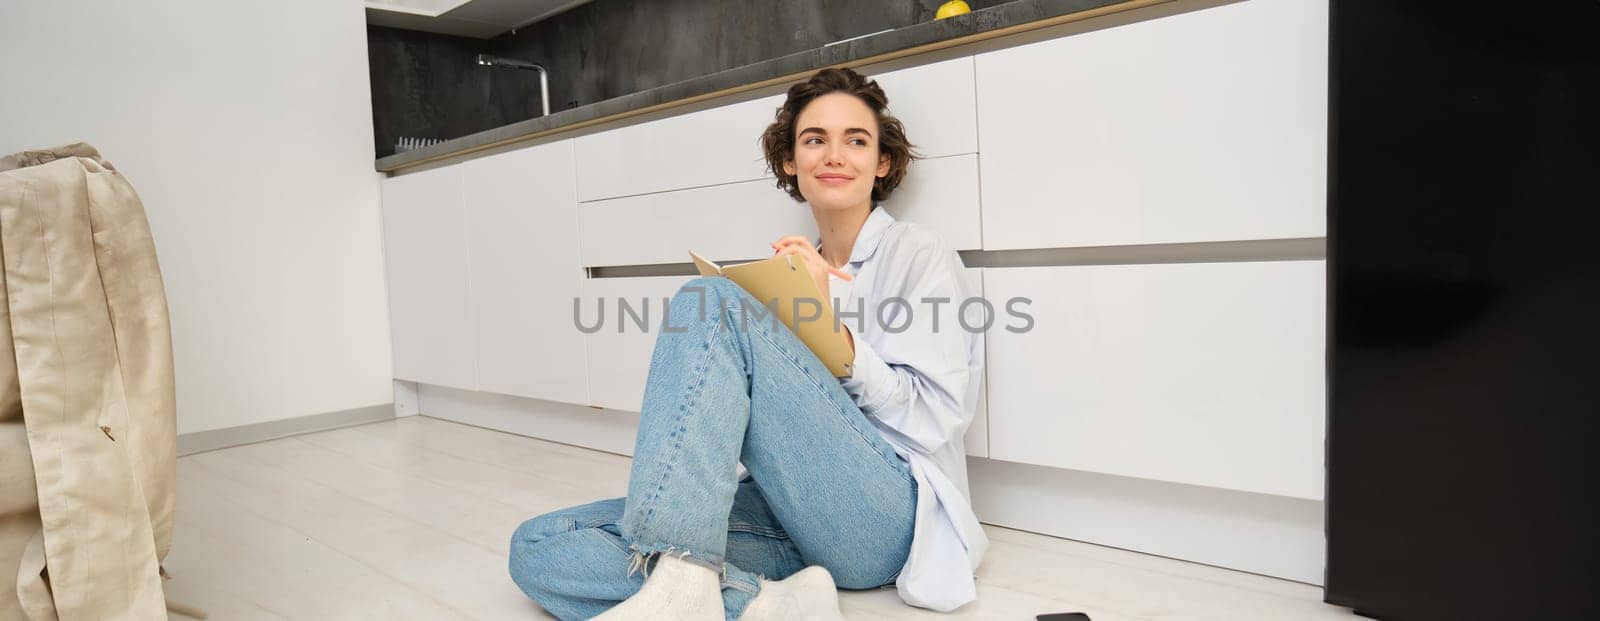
[{"left": 688, "top": 250, "right": 854, "bottom": 377}]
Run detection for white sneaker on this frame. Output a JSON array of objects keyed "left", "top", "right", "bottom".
[
  {"left": 738, "top": 566, "right": 845, "bottom": 621},
  {"left": 594, "top": 554, "right": 722, "bottom": 621}
]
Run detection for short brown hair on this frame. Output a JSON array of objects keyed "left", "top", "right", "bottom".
[{"left": 760, "top": 67, "right": 916, "bottom": 203}]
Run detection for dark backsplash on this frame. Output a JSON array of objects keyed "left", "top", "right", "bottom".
[{"left": 368, "top": 0, "right": 1004, "bottom": 158}]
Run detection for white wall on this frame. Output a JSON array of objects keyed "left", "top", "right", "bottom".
[{"left": 0, "top": 1, "right": 394, "bottom": 434}]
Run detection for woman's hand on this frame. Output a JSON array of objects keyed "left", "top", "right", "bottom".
[{"left": 770, "top": 236, "right": 852, "bottom": 309}]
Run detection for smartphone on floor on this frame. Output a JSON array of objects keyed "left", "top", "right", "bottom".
[{"left": 1036, "top": 614, "right": 1091, "bottom": 621}]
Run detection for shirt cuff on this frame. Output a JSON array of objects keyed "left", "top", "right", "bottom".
[{"left": 841, "top": 336, "right": 896, "bottom": 414}]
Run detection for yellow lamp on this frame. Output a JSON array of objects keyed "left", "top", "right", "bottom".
[{"left": 936, "top": 0, "right": 971, "bottom": 20}]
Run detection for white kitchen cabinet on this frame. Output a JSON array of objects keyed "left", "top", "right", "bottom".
[
  {"left": 868, "top": 56, "right": 979, "bottom": 159},
  {"left": 574, "top": 94, "right": 783, "bottom": 203},
  {"left": 573, "top": 56, "right": 979, "bottom": 204},
  {"left": 581, "top": 275, "right": 695, "bottom": 411},
  {"left": 983, "top": 260, "right": 1326, "bottom": 499},
  {"left": 880, "top": 154, "right": 981, "bottom": 251},
  {"left": 974, "top": 0, "right": 1328, "bottom": 250},
  {"left": 462, "top": 141, "right": 589, "bottom": 405},
  {"left": 380, "top": 165, "right": 478, "bottom": 390},
  {"left": 578, "top": 154, "right": 981, "bottom": 267},
  {"left": 578, "top": 178, "right": 807, "bottom": 267}
]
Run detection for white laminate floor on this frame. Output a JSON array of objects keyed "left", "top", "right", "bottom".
[{"left": 161, "top": 416, "right": 1355, "bottom": 620}]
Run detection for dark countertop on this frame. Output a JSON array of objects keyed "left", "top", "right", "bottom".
[{"left": 375, "top": 0, "right": 1151, "bottom": 173}]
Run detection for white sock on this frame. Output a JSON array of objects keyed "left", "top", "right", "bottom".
[
  {"left": 738, "top": 565, "right": 845, "bottom": 621},
  {"left": 594, "top": 554, "right": 723, "bottom": 621}
]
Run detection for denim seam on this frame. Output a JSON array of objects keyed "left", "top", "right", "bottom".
[
  {"left": 726, "top": 522, "right": 789, "bottom": 539},
  {"left": 632, "top": 304, "right": 725, "bottom": 546},
  {"left": 722, "top": 577, "right": 759, "bottom": 594},
  {"left": 743, "top": 319, "right": 910, "bottom": 482}
]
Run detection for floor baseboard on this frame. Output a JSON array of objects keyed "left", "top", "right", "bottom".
[
  {"left": 177, "top": 403, "right": 396, "bottom": 456},
  {"left": 418, "top": 384, "right": 641, "bottom": 456},
  {"left": 968, "top": 456, "right": 1326, "bottom": 585}
]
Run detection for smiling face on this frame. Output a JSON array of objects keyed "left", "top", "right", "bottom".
[{"left": 782, "top": 92, "right": 891, "bottom": 213}]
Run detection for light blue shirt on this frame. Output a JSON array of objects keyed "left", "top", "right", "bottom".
[{"left": 823, "top": 206, "right": 988, "bottom": 611}]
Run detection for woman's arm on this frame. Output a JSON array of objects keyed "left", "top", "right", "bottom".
[{"left": 841, "top": 243, "right": 976, "bottom": 455}]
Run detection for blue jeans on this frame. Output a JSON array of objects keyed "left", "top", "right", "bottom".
[{"left": 510, "top": 277, "right": 917, "bottom": 620}]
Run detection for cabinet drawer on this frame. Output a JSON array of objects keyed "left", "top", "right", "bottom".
[
  {"left": 579, "top": 178, "right": 805, "bottom": 268},
  {"left": 578, "top": 154, "right": 981, "bottom": 267},
  {"left": 380, "top": 164, "right": 478, "bottom": 390},
  {"left": 868, "top": 56, "right": 978, "bottom": 159},
  {"left": 574, "top": 95, "right": 782, "bottom": 203},
  {"left": 975, "top": 0, "right": 1328, "bottom": 250},
  {"left": 881, "top": 154, "right": 981, "bottom": 252},
  {"left": 983, "top": 260, "right": 1326, "bottom": 499}
]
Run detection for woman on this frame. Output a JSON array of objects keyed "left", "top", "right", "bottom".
[{"left": 510, "top": 67, "right": 986, "bottom": 620}]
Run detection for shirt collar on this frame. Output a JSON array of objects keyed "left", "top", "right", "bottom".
[{"left": 818, "top": 205, "right": 896, "bottom": 266}]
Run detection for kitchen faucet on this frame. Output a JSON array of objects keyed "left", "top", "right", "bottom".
[{"left": 476, "top": 54, "right": 550, "bottom": 118}]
